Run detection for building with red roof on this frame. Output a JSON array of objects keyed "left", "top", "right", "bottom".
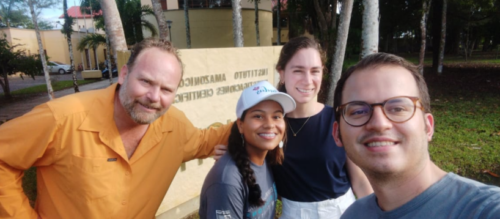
[{"left": 59, "top": 6, "right": 104, "bottom": 34}]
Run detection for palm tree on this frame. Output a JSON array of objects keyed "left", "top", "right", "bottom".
[
  {"left": 100, "top": 0, "right": 127, "bottom": 56},
  {"left": 150, "top": 0, "right": 168, "bottom": 40},
  {"left": 77, "top": 33, "right": 106, "bottom": 70},
  {"left": 231, "top": 0, "right": 244, "bottom": 47},
  {"left": 26, "top": 0, "right": 55, "bottom": 100},
  {"left": 85, "top": 0, "right": 157, "bottom": 47},
  {"left": 62, "top": 0, "right": 79, "bottom": 92},
  {"left": 117, "top": 0, "right": 157, "bottom": 45}
]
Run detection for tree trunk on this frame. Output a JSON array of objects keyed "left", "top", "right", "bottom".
[
  {"left": 0, "top": 68, "right": 12, "bottom": 99},
  {"left": 437, "top": 0, "right": 447, "bottom": 74},
  {"left": 361, "top": 0, "right": 379, "bottom": 58},
  {"left": 93, "top": 47, "right": 98, "bottom": 70},
  {"left": 419, "top": 0, "right": 431, "bottom": 74},
  {"left": 6, "top": 0, "right": 14, "bottom": 28},
  {"left": 151, "top": 0, "right": 169, "bottom": 40},
  {"left": 277, "top": 0, "right": 280, "bottom": 45},
  {"left": 105, "top": 32, "right": 113, "bottom": 85},
  {"left": 254, "top": 0, "right": 260, "bottom": 46},
  {"left": 63, "top": 0, "right": 79, "bottom": 92},
  {"left": 28, "top": 0, "right": 54, "bottom": 100},
  {"left": 231, "top": 0, "right": 244, "bottom": 47},
  {"left": 431, "top": 0, "right": 442, "bottom": 70},
  {"left": 313, "top": 0, "right": 330, "bottom": 51},
  {"left": 326, "top": 0, "right": 353, "bottom": 107},
  {"left": 184, "top": 0, "right": 191, "bottom": 48},
  {"left": 100, "top": 0, "right": 127, "bottom": 64}
]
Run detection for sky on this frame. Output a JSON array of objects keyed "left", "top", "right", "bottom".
[{"left": 38, "top": 1, "right": 79, "bottom": 29}]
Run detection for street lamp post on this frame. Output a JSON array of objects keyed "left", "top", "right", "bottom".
[{"left": 166, "top": 20, "right": 173, "bottom": 41}]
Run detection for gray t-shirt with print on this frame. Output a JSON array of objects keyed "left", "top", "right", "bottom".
[
  {"left": 199, "top": 153, "right": 277, "bottom": 219},
  {"left": 341, "top": 172, "right": 500, "bottom": 219}
]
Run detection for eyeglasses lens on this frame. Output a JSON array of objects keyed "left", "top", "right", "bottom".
[{"left": 343, "top": 97, "right": 416, "bottom": 126}]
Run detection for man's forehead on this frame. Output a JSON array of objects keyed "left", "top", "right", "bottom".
[{"left": 342, "top": 65, "right": 418, "bottom": 102}]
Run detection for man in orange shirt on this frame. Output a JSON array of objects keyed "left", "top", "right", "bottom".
[{"left": 0, "top": 39, "right": 231, "bottom": 219}]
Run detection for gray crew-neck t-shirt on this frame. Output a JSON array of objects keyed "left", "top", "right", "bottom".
[
  {"left": 341, "top": 172, "right": 500, "bottom": 219},
  {"left": 199, "top": 153, "right": 277, "bottom": 219}
]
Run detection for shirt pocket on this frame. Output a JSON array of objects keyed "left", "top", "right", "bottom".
[{"left": 70, "top": 155, "right": 119, "bottom": 199}]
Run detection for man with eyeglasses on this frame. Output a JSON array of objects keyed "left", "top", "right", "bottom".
[{"left": 332, "top": 53, "right": 500, "bottom": 218}]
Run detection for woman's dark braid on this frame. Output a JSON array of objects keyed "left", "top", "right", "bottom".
[{"left": 228, "top": 122, "right": 265, "bottom": 207}]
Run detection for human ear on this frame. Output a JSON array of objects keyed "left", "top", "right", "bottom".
[
  {"left": 236, "top": 119, "right": 244, "bottom": 134},
  {"left": 425, "top": 113, "right": 435, "bottom": 141},
  {"left": 118, "top": 65, "right": 128, "bottom": 85},
  {"left": 333, "top": 121, "right": 344, "bottom": 147},
  {"left": 278, "top": 69, "right": 285, "bottom": 84}
]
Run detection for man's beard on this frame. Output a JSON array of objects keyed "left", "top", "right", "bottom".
[{"left": 118, "top": 82, "right": 166, "bottom": 124}]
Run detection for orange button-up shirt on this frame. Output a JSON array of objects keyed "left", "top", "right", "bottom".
[{"left": 0, "top": 84, "right": 231, "bottom": 219}]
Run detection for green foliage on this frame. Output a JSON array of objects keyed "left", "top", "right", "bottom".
[
  {"left": 0, "top": 34, "right": 46, "bottom": 98},
  {"left": 10, "top": 54, "right": 43, "bottom": 78},
  {"left": 23, "top": 19, "right": 53, "bottom": 29},
  {"left": 5, "top": 80, "right": 96, "bottom": 95},
  {"left": 427, "top": 73, "right": 500, "bottom": 185},
  {"left": 117, "top": 0, "right": 157, "bottom": 45},
  {"left": 0, "top": 0, "right": 29, "bottom": 27},
  {"left": 22, "top": 167, "right": 37, "bottom": 207},
  {"left": 77, "top": 33, "right": 105, "bottom": 51},
  {"left": 61, "top": 0, "right": 74, "bottom": 35},
  {"left": 80, "top": 0, "right": 157, "bottom": 46},
  {"left": 79, "top": 0, "right": 100, "bottom": 15}
]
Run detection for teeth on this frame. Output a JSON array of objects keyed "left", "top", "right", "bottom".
[
  {"left": 259, "top": 133, "right": 276, "bottom": 137},
  {"left": 297, "top": 88, "right": 313, "bottom": 93},
  {"left": 366, "top": 141, "right": 395, "bottom": 147}
]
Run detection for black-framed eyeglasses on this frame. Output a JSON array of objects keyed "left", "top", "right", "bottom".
[{"left": 336, "top": 96, "right": 424, "bottom": 127}]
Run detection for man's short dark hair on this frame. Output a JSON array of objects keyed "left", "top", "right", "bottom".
[{"left": 333, "top": 53, "right": 431, "bottom": 122}]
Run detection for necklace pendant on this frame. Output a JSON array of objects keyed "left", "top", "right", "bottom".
[{"left": 293, "top": 134, "right": 296, "bottom": 137}]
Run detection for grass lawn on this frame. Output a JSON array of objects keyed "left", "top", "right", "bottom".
[
  {"left": 6, "top": 80, "right": 97, "bottom": 96},
  {"left": 425, "top": 67, "right": 500, "bottom": 185}
]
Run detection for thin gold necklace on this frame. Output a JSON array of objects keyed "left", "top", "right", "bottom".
[{"left": 287, "top": 116, "right": 311, "bottom": 137}]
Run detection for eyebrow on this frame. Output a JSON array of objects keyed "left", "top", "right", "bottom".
[{"left": 289, "top": 65, "right": 322, "bottom": 69}]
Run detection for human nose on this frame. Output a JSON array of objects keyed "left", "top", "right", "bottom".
[
  {"left": 147, "top": 86, "right": 161, "bottom": 103},
  {"left": 365, "top": 106, "right": 392, "bottom": 131},
  {"left": 303, "top": 71, "right": 313, "bottom": 84},
  {"left": 263, "top": 116, "right": 276, "bottom": 129}
]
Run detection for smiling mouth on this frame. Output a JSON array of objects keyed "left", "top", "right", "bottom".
[
  {"left": 259, "top": 133, "right": 277, "bottom": 138},
  {"left": 297, "top": 88, "right": 314, "bottom": 93},
  {"left": 138, "top": 102, "right": 159, "bottom": 111},
  {"left": 365, "top": 141, "right": 397, "bottom": 147}
]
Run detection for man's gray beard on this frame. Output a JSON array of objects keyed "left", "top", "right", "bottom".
[{"left": 118, "top": 83, "right": 162, "bottom": 124}]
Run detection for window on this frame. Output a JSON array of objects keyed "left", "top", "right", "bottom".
[{"left": 161, "top": 0, "right": 167, "bottom": 10}]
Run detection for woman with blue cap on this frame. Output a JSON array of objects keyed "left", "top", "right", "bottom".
[{"left": 199, "top": 80, "right": 296, "bottom": 219}]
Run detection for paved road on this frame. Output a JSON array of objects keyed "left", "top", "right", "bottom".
[
  {"left": 0, "top": 77, "right": 117, "bottom": 123},
  {"left": 0, "top": 72, "right": 87, "bottom": 94}
]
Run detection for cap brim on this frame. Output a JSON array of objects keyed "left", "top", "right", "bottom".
[{"left": 260, "top": 93, "right": 296, "bottom": 115}]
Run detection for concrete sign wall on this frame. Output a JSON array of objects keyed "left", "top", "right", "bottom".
[{"left": 118, "top": 46, "right": 283, "bottom": 218}]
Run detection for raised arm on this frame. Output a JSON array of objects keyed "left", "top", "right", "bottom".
[{"left": 181, "top": 118, "right": 233, "bottom": 162}]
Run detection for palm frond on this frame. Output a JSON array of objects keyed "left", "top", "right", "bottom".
[
  {"left": 77, "top": 33, "right": 106, "bottom": 51},
  {"left": 141, "top": 19, "right": 158, "bottom": 37},
  {"left": 141, "top": 5, "right": 155, "bottom": 16}
]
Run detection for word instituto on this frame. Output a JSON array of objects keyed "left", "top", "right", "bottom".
[{"left": 175, "top": 68, "right": 269, "bottom": 104}]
